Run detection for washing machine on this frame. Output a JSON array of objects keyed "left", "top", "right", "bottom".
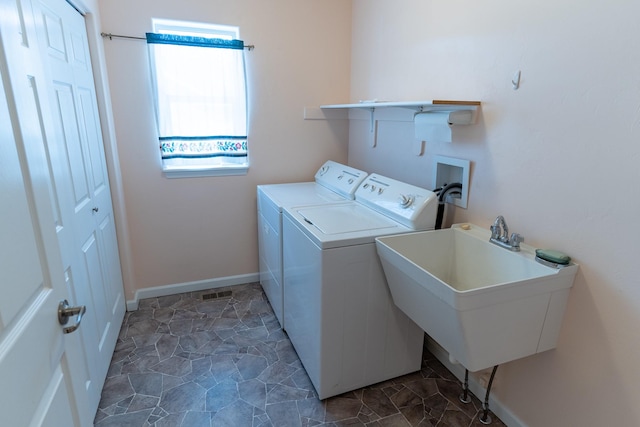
[
  {"left": 257, "top": 161, "right": 367, "bottom": 328},
  {"left": 282, "top": 174, "right": 439, "bottom": 399}
]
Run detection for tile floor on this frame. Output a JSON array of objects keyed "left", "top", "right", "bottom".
[{"left": 94, "top": 283, "right": 506, "bottom": 427}]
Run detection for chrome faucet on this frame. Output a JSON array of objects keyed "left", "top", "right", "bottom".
[{"left": 490, "top": 215, "right": 524, "bottom": 251}]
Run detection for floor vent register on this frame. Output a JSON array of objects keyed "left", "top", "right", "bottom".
[{"left": 201, "top": 290, "right": 233, "bottom": 301}]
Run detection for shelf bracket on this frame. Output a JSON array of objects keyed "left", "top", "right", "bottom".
[
  {"left": 369, "top": 107, "right": 375, "bottom": 132},
  {"left": 368, "top": 107, "right": 377, "bottom": 148}
]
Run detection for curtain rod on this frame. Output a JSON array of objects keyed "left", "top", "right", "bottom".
[{"left": 100, "top": 32, "right": 255, "bottom": 50}]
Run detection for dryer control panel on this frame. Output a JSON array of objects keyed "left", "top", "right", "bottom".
[
  {"left": 355, "top": 174, "right": 438, "bottom": 230},
  {"left": 314, "top": 161, "right": 368, "bottom": 200}
]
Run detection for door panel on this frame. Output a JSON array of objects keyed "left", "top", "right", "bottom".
[
  {"left": 98, "top": 212, "right": 121, "bottom": 318},
  {"left": 78, "top": 86, "right": 108, "bottom": 197},
  {"left": 52, "top": 82, "right": 91, "bottom": 211},
  {"left": 38, "top": 365, "right": 76, "bottom": 427},
  {"left": 0, "top": 169, "right": 44, "bottom": 324},
  {"left": 82, "top": 232, "right": 109, "bottom": 344}
]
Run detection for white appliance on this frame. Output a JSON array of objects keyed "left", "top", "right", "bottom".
[
  {"left": 257, "top": 161, "right": 367, "bottom": 328},
  {"left": 282, "top": 174, "right": 439, "bottom": 399}
]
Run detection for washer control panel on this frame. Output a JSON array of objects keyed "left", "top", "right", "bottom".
[
  {"left": 355, "top": 174, "right": 438, "bottom": 230},
  {"left": 314, "top": 161, "right": 368, "bottom": 199}
]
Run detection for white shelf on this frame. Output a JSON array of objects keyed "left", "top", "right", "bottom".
[
  {"left": 308, "top": 100, "right": 481, "bottom": 150},
  {"left": 320, "top": 100, "right": 480, "bottom": 112}
]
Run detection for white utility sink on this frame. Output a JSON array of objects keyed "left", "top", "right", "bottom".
[{"left": 375, "top": 224, "right": 578, "bottom": 372}]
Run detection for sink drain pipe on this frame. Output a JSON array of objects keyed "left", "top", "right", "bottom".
[
  {"left": 459, "top": 365, "right": 500, "bottom": 425},
  {"left": 434, "top": 182, "right": 462, "bottom": 230}
]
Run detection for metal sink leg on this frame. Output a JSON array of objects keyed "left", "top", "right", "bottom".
[
  {"left": 479, "top": 365, "right": 499, "bottom": 425},
  {"left": 459, "top": 369, "right": 472, "bottom": 403}
]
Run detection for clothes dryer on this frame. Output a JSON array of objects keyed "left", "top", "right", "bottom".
[
  {"left": 257, "top": 161, "right": 367, "bottom": 328},
  {"left": 282, "top": 174, "right": 438, "bottom": 399}
]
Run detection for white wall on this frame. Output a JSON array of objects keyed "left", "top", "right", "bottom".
[
  {"left": 350, "top": 0, "right": 640, "bottom": 425},
  {"left": 98, "top": 0, "right": 352, "bottom": 299}
]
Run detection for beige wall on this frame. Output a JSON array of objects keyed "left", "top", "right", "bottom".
[
  {"left": 98, "top": 0, "right": 352, "bottom": 299},
  {"left": 350, "top": 0, "right": 640, "bottom": 425}
]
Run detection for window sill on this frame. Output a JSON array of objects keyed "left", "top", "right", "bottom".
[{"left": 163, "top": 165, "right": 248, "bottom": 178}]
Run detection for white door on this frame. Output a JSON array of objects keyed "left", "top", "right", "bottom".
[
  {"left": 0, "top": 0, "right": 125, "bottom": 424},
  {"left": 27, "top": 0, "right": 126, "bottom": 418},
  {"left": 0, "top": 6, "right": 82, "bottom": 427}
]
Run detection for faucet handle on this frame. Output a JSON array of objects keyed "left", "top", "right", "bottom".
[{"left": 509, "top": 233, "right": 524, "bottom": 247}]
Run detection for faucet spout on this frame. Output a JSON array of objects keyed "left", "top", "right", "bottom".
[
  {"left": 489, "top": 215, "right": 522, "bottom": 251},
  {"left": 492, "top": 215, "right": 509, "bottom": 242},
  {"left": 491, "top": 215, "right": 509, "bottom": 242}
]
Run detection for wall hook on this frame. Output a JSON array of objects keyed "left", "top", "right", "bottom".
[{"left": 512, "top": 70, "right": 521, "bottom": 90}]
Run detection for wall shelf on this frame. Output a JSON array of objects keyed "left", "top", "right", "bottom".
[
  {"left": 320, "top": 100, "right": 480, "bottom": 113},
  {"left": 305, "top": 100, "right": 481, "bottom": 151},
  {"left": 304, "top": 100, "right": 480, "bottom": 121}
]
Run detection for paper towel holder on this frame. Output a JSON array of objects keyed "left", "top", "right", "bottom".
[
  {"left": 413, "top": 110, "right": 475, "bottom": 148},
  {"left": 415, "top": 109, "right": 475, "bottom": 126}
]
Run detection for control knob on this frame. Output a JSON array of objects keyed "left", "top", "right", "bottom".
[{"left": 400, "top": 194, "right": 414, "bottom": 208}]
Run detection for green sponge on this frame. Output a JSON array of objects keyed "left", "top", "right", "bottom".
[{"left": 535, "top": 249, "right": 571, "bottom": 265}]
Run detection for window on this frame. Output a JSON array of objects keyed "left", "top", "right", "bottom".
[{"left": 147, "top": 19, "right": 248, "bottom": 178}]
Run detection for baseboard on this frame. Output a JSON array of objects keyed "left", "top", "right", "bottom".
[
  {"left": 426, "top": 337, "right": 525, "bottom": 427},
  {"left": 126, "top": 273, "right": 260, "bottom": 311}
]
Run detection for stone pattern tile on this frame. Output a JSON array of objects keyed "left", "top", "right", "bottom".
[{"left": 94, "top": 283, "right": 506, "bottom": 427}]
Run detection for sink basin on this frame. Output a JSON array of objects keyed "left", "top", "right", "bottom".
[{"left": 375, "top": 224, "right": 578, "bottom": 372}]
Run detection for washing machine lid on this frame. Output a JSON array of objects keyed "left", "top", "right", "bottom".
[
  {"left": 287, "top": 202, "right": 409, "bottom": 249},
  {"left": 298, "top": 204, "right": 398, "bottom": 235}
]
